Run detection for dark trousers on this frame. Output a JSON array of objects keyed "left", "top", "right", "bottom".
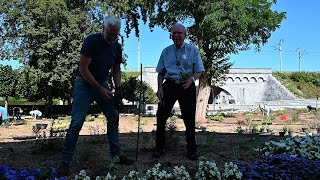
[{"left": 156, "top": 80, "right": 197, "bottom": 153}]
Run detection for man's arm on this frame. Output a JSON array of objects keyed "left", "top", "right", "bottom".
[
  {"left": 112, "top": 63, "right": 121, "bottom": 87},
  {"left": 112, "top": 63, "right": 124, "bottom": 111},
  {"left": 79, "top": 54, "right": 112, "bottom": 100},
  {"left": 156, "top": 73, "right": 165, "bottom": 99}
]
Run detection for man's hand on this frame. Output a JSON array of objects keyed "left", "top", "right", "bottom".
[
  {"left": 182, "top": 77, "right": 194, "bottom": 89},
  {"left": 97, "top": 86, "right": 113, "bottom": 100},
  {"left": 114, "top": 86, "right": 124, "bottom": 111},
  {"left": 156, "top": 87, "right": 164, "bottom": 99}
]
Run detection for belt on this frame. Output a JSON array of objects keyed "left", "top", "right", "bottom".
[{"left": 166, "top": 79, "right": 182, "bottom": 84}]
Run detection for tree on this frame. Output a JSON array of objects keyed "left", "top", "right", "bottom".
[
  {"left": 15, "top": 65, "right": 45, "bottom": 101},
  {"left": 147, "top": 0, "right": 286, "bottom": 122},
  {"left": 122, "top": 76, "right": 157, "bottom": 104},
  {"left": 0, "top": 0, "right": 154, "bottom": 116},
  {"left": 0, "top": 65, "right": 18, "bottom": 110},
  {"left": 0, "top": 0, "right": 102, "bottom": 117}
]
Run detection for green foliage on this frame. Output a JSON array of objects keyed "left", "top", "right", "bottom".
[
  {"left": 261, "top": 117, "right": 272, "bottom": 125},
  {"left": 0, "top": 0, "right": 101, "bottom": 103},
  {"left": 165, "top": 116, "right": 181, "bottom": 150},
  {"left": 122, "top": 76, "right": 157, "bottom": 104},
  {"left": 282, "top": 124, "right": 289, "bottom": 132},
  {"left": 273, "top": 72, "right": 320, "bottom": 98},
  {"left": 150, "top": 0, "right": 286, "bottom": 84},
  {"left": 122, "top": 71, "right": 140, "bottom": 79},
  {"left": 0, "top": 65, "right": 18, "bottom": 100},
  {"left": 291, "top": 111, "right": 300, "bottom": 123},
  {"left": 51, "top": 120, "right": 68, "bottom": 131},
  {"left": 251, "top": 123, "right": 259, "bottom": 133},
  {"left": 273, "top": 109, "right": 287, "bottom": 116},
  {"left": 85, "top": 115, "right": 95, "bottom": 122},
  {"left": 208, "top": 113, "right": 225, "bottom": 122},
  {"left": 1, "top": 0, "right": 286, "bottom": 119}
]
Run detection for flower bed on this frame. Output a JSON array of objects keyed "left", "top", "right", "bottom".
[
  {"left": 2, "top": 135, "right": 320, "bottom": 179},
  {"left": 234, "top": 154, "right": 320, "bottom": 179},
  {"left": 255, "top": 134, "right": 320, "bottom": 159}
]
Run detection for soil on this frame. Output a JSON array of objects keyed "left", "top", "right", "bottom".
[{"left": 0, "top": 109, "right": 318, "bottom": 179}]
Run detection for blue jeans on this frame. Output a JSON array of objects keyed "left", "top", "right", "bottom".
[{"left": 61, "top": 76, "right": 121, "bottom": 164}]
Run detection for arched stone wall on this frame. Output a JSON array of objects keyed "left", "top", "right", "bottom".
[{"left": 140, "top": 68, "right": 295, "bottom": 110}]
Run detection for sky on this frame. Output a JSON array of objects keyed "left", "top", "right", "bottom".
[{"left": 1, "top": 0, "right": 320, "bottom": 72}]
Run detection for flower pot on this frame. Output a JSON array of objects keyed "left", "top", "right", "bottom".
[
  {"left": 279, "top": 131, "right": 285, "bottom": 137},
  {"left": 288, "top": 131, "right": 295, "bottom": 137},
  {"left": 35, "top": 123, "right": 48, "bottom": 130}
]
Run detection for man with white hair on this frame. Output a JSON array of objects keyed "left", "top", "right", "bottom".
[
  {"left": 153, "top": 23, "right": 205, "bottom": 161},
  {"left": 57, "top": 15, "right": 133, "bottom": 177}
]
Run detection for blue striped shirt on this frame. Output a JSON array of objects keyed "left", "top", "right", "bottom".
[{"left": 156, "top": 43, "right": 205, "bottom": 80}]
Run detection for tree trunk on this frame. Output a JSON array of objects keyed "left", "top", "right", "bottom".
[
  {"left": 4, "top": 96, "right": 8, "bottom": 112},
  {"left": 196, "top": 76, "right": 211, "bottom": 126},
  {"left": 45, "top": 85, "right": 53, "bottom": 118}
]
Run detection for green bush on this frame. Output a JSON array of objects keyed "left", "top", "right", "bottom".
[
  {"left": 208, "top": 115, "right": 224, "bottom": 122},
  {"left": 273, "top": 72, "right": 320, "bottom": 99}
]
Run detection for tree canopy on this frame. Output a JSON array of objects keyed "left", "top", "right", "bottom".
[
  {"left": 0, "top": 0, "right": 286, "bottom": 119},
  {"left": 0, "top": 65, "right": 17, "bottom": 108}
]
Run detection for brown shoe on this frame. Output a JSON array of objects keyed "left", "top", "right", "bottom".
[
  {"left": 112, "top": 155, "right": 134, "bottom": 165},
  {"left": 56, "top": 162, "right": 70, "bottom": 177}
]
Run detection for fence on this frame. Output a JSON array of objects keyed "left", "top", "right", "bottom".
[{"left": 6, "top": 104, "right": 137, "bottom": 118}]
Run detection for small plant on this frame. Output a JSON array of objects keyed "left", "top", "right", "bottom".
[
  {"left": 262, "top": 117, "right": 272, "bottom": 125},
  {"left": 85, "top": 114, "right": 95, "bottom": 121},
  {"left": 282, "top": 124, "right": 289, "bottom": 132},
  {"left": 236, "top": 126, "right": 246, "bottom": 134},
  {"left": 209, "top": 114, "right": 225, "bottom": 122},
  {"left": 291, "top": 111, "right": 300, "bottom": 123},
  {"left": 274, "top": 109, "right": 287, "bottom": 116},
  {"left": 251, "top": 123, "right": 259, "bottom": 133},
  {"left": 0, "top": 120, "right": 10, "bottom": 128},
  {"left": 179, "top": 72, "right": 192, "bottom": 80},
  {"left": 165, "top": 116, "right": 180, "bottom": 150},
  {"left": 288, "top": 125, "right": 296, "bottom": 132}
]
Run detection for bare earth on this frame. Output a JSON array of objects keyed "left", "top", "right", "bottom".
[{"left": 0, "top": 109, "right": 318, "bottom": 178}]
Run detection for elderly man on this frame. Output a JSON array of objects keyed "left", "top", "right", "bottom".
[{"left": 153, "top": 23, "right": 205, "bottom": 161}]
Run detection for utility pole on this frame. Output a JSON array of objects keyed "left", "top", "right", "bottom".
[
  {"left": 138, "top": 37, "right": 140, "bottom": 70},
  {"left": 279, "top": 39, "right": 283, "bottom": 72},
  {"left": 297, "top": 47, "right": 308, "bottom": 72},
  {"left": 273, "top": 39, "right": 284, "bottom": 72}
]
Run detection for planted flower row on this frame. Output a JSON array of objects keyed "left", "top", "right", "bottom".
[
  {"left": 1, "top": 161, "right": 242, "bottom": 180},
  {"left": 2, "top": 156, "right": 320, "bottom": 180},
  {"left": 1, "top": 135, "right": 320, "bottom": 179},
  {"left": 255, "top": 134, "right": 320, "bottom": 159}
]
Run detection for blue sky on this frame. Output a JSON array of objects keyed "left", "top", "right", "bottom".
[
  {"left": 122, "top": 0, "right": 320, "bottom": 72},
  {"left": 2, "top": 0, "right": 320, "bottom": 72}
]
